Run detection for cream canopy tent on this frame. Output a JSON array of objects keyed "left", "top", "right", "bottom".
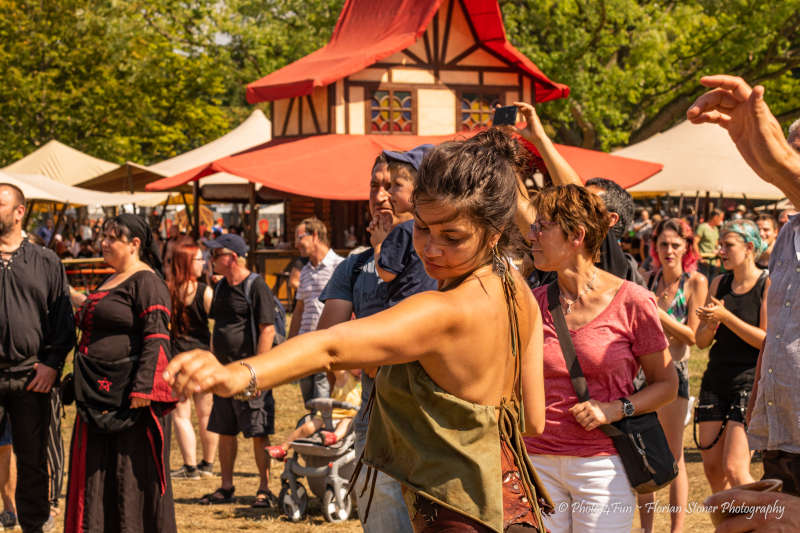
[
  {"left": 0, "top": 170, "right": 61, "bottom": 202},
  {"left": 78, "top": 110, "right": 272, "bottom": 193},
  {"left": 2, "top": 140, "right": 118, "bottom": 186},
  {"left": 616, "top": 121, "right": 786, "bottom": 200},
  {"left": 4, "top": 172, "right": 169, "bottom": 207}
]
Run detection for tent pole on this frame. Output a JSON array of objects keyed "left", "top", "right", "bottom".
[
  {"left": 742, "top": 193, "right": 753, "bottom": 213},
  {"left": 248, "top": 183, "right": 257, "bottom": 272},
  {"left": 23, "top": 200, "right": 34, "bottom": 232},
  {"left": 49, "top": 202, "right": 68, "bottom": 250},
  {"left": 127, "top": 165, "right": 134, "bottom": 194},
  {"left": 155, "top": 194, "right": 171, "bottom": 236},
  {"left": 693, "top": 191, "right": 700, "bottom": 225},
  {"left": 704, "top": 191, "right": 711, "bottom": 221},
  {"left": 193, "top": 181, "right": 200, "bottom": 240},
  {"left": 677, "top": 193, "right": 685, "bottom": 216},
  {"left": 180, "top": 192, "right": 194, "bottom": 235}
]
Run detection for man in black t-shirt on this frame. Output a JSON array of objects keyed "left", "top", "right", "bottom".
[{"left": 202, "top": 234, "right": 278, "bottom": 508}]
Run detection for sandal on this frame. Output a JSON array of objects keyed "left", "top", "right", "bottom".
[
  {"left": 199, "top": 486, "right": 235, "bottom": 505},
  {"left": 321, "top": 431, "right": 338, "bottom": 446},
  {"left": 252, "top": 489, "right": 278, "bottom": 508},
  {"left": 266, "top": 445, "right": 287, "bottom": 460}
]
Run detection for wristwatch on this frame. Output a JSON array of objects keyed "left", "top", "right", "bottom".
[
  {"left": 620, "top": 397, "right": 635, "bottom": 418},
  {"left": 233, "top": 361, "right": 258, "bottom": 401}
]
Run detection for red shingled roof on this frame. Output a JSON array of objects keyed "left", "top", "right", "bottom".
[{"left": 245, "top": 0, "right": 569, "bottom": 104}]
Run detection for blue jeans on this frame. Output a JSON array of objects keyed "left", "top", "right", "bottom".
[
  {"left": 353, "top": 436, "right": 413, "bottom": 533},
  {"left": 299, "top": 373, "right": 330, "bottom": 405}
]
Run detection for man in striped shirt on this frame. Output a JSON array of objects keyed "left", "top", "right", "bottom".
[{"left": 289, "top": 217, "right": 344, "bottom": 403}]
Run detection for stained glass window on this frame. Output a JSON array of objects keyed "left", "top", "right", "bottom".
[
  {"left": 370, "top": 89, "right": 413, "bottom": 133},
  {"left": 460, "top": 93, "right": 500, "bottom": 131}
]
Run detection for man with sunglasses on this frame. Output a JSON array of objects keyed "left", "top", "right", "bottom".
[{"left": 200, "top": 234, "right": 278, "bottom": 508}]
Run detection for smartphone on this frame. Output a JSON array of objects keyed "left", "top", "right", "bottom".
[{"left": 492, "top": 105, "right": 518, "bottom": 126}]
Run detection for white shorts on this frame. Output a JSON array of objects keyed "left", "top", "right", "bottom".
[{"left": 529, "top": 453, "right": 635, "bottom": 532}]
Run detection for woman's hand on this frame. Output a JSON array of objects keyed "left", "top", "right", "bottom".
[
  {"left": 697, "top": 296, "right": 729, "bottom": 324},
  {"left": 569, "top": 399, "right": 621, "bottom": 431},
  {"left": 163, "top": 350, "right": 250, "bottom": 398},
  {"left": 130, "top": 397, "right": 151, "bottom": 409}
]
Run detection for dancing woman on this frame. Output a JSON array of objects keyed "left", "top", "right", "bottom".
[
  {"left": 695, "top": 219, "right": 768, "bottom": 493},
  {"left": 640, "top": 218, "right": 708, "bottom": 533},
  {"left": 524, "top": 185, "right": 677, "bottom": 533},
  {"left": 65, "top": 214, "right": 177, "bottom": 533},
  {"left": 165, "top": 129, "right": 553, "bottom": 532}
]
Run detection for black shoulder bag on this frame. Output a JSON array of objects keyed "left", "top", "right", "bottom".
[{"left": 546, "top": 282, "right": 677, "bottom": 494}]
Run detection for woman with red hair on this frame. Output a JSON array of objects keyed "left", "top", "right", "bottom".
[
  {"left": 641, "top": 218, "right": 707, "bottom": 533},
  {"left": 167, "top": 243, "right": 217, "bottom": 479}
]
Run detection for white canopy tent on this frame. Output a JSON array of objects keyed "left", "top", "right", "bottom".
[
  {"left": 4, "top": 172, "right": 169, "bottom": 207},
  {"left": 616, "top": 121, "right": 786, "bottom": 200},
  {"left": 78, "top": 109, "right": 272, "bottom": 192},
  {"left": 2, "top": 140, "right": 118, "bottom": 186},
  {"left": 0, "top": 170, "right": 61, "bottom": 202}
]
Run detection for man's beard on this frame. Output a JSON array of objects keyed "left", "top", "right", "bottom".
[{"left": 0, "top": 214, "right": 15, "bottom": 237}]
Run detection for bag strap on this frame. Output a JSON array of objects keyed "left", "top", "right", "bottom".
[
  {"left": 243, "top": 272, "right": 261, "bottom": 350},
  {"left": 546, "top": 282, "right": 625, "bottom": 439}
]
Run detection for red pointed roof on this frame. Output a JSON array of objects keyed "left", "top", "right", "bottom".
[{"left": 246, "top": 0, "right": 569, "bottom": 104}]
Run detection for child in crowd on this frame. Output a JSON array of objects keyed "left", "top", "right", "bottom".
[
  {"left": 374, "top": 145, "right": 438, "bottom": 306},
  {"left": 266, "top": 369, "right": 362, "bottom": 460}
]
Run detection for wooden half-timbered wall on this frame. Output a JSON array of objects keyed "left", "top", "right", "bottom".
[{"left": 271, "top": 0, "right": 536, "bottom": 138}]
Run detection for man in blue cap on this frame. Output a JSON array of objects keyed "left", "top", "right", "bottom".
[
  {"left": 373, "top": 144, "right": 438, "bottom": 307},
  {"left": 199, "top": 234, "right": 279, "bottom": 508}
]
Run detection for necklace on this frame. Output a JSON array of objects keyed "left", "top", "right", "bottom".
[
  {"left": 559, "top": 268, "right": 598, "bottom": 314},
  {"left": 657, "top": 273, "right": 681, "bottom": 308}
]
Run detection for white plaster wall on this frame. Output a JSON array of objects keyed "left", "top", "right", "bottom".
[{"left": 417, "top": 88, "right": 456, "bottom": 135}]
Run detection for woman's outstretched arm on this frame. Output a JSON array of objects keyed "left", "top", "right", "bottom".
[{"left": 164, "top": 290, "right": 463, "bottom": 398}]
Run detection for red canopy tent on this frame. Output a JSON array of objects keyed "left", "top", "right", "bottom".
[
  {"left": 245, "top": 0, "right": 569, "bottom": 104},
  {"left": 146, "top": 133, "right": 662, "bottom": 199}
]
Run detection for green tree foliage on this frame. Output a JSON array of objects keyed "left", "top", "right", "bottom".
[
  {"left": 1, "top": 0, "right": 797, "bottom": 166},
  {"left": 0, "top": 0, "right": 342, "bottom": 166},
  {"left": 501, "top": 0, "right": 800, "bottom": 149}
]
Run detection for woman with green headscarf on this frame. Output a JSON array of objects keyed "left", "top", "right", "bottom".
[{"left": 695, "top": 219, "right": 769, "bottom": 494}]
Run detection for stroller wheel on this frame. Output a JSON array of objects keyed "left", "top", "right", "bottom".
[
  {"left": 322, "top": 485, "right": 353, "bottom": 522},
  {"left": 278, "top": 483, "right": 308, "bottom": 522}
]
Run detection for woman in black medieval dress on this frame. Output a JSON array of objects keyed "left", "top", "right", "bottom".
[{"left": 64, "top": 214, "right": 177, "bottom": 533}]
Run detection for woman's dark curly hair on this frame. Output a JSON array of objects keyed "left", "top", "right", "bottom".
[{"left": 413, "top": 128, "right": 527, "bottom": 263}]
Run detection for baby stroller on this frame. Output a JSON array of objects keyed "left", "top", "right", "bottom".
[{"left": 277, "top": 398, "right": 359, "bottom": 523}]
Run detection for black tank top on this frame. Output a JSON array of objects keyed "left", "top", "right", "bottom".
[
  {"left": 172, "top": 282, "right": 211, "bottom": 353},
  {"left": 703, "top": 271, "right": 767, "bottom": 393}
]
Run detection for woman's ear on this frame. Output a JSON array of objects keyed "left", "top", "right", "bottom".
[
  {"left": 130, "top": 236, "right": 141, "bottom": 255},
  {"left": 571, "top": 226, "right": 586, "bottom": 248}
]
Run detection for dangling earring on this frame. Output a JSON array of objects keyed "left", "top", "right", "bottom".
[{"left": 491, "top": 244, "right": 506, "bottom": 277}]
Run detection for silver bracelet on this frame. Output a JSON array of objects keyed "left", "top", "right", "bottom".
[{"left": 233, "top": 361, "right": 258, "bottom": 401}]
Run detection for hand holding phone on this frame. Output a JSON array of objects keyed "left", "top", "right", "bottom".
[{"left": 492, "top": 105, "right": 518, "bottom": 126}]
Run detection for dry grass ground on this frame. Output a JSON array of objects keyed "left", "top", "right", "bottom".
[{"left": 49, "top": 347, "right": 760, "bottom": 532}]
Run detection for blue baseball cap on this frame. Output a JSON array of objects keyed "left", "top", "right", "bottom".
[
  {"left": 204, "top": 233, "right": 249, "bottom": 258},
  {"left": 382, "top": 144, "right": 434, "bottom": 171}
]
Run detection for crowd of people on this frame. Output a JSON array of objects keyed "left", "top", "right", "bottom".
[{"left": 0, "top": 73, "right": 799, "bottom": 533}]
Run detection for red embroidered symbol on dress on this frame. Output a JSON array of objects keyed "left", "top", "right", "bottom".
[{"left": 97, "top": 378, "right": 112, "bottom": 392}]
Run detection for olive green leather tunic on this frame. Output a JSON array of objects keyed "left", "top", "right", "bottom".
[{"left": 361, "top": 361, "right": 552, "bottom": 532}]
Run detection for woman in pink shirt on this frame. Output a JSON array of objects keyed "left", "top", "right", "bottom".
[{"left": 524, "top": 185, "right": 677, "bottom": 532}]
